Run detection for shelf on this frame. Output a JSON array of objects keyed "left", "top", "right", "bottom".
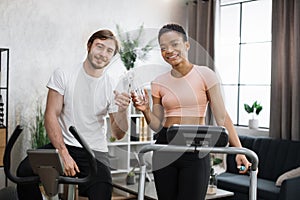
[
  {"left": 0, "top": 48, "right": 9, "bottom": 170},
  {"left": 107, "top": 98, "right": 154, "bottom": 176},
  {"left": 111, "top": 169, "right": 129, "bottom": 174},
  {"left": 130, "top": 113, "right": 144, "bottom": 118},
  {"left": 108, "top": 142, "right": 129, "bottom": 146},
  {"left": 129, "top": 141, "right": 152, "bottom": 145}
]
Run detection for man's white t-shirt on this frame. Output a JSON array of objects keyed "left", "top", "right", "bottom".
[{"left": 46, "top": 64, "right": 118, "bottom": 152}]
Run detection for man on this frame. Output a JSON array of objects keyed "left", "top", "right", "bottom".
[{"left": 17, "top": 29, "right": 130, "bottom": 200}]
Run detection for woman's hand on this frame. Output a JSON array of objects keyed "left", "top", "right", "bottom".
[
  {"left": 130, "top": 88, "right": 150, "bottom": 112},
  {"left": 236, "top": 154, "right": 252, "bottom": 174}
]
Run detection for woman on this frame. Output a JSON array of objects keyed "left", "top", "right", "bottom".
[{"left": 131, "top": 23, "right": 251, "bottom": 200}]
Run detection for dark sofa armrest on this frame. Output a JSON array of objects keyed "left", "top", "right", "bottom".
[{"left": 279, "top": 176, "right": 300, "bottom": 200}]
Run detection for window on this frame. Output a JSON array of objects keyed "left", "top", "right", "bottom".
[{"left": 216, "top": 0, "right": 272, "bottom": 128}]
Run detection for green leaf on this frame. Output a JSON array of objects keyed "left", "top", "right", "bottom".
[
  {"left": 244, "top": 104, "right": 253, "bottom": 113},
  {"left": 116, "top": 24, "right": 156, "bottom": 70},
  {"left": 244, "top": 101, "right": 263, "bottom": 115},
  {"left": 213, "top": 158, "right": 223, "bottom": 165},
  {"left": 109, "top": 137, "right": 116, "bottom": 142},
  {"left": 256, "top": 105, "right": 263, "bottom": 115},
  {"left": 128, "top": 171, "right": 135, "bottom": 177},
  {"left": 30, "top": 103, "right": 50, "bottom": 149},
  {"left": 253, "top": 101, "right": 258, "bottom": 107}
]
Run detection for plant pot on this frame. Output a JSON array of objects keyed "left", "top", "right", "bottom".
[
  {"left": 207, "top": 172, "right": 217, "bottom": 195},
  {"left": 126, "top": 175, "right": 136, "bottom": 185},
  {"left": 248, "top": 119, "right": 259, "bottom": 129},
  {"left": 207, "top": 184, "right": 217, "bottom": 195}
]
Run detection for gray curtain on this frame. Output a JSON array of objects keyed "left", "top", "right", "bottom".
[
  {"left": 186, "top": 0, "right": 216, "bottom": 125},
  {"left": 270, "top": 0, "right": 300, "bottom": 140},
  {"left": 186, "top": 0, "right": 216, "bottom": 70}
]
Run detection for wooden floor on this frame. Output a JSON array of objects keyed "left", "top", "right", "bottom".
[
  {"left": 61, "top": 185, "right": 137, "bottom": 200},
  {"left": 76, "top": 193, "right": 136, "bottom": 200},
  {"left": 77, "top": 193, "right": 136, "bottom": 200}
]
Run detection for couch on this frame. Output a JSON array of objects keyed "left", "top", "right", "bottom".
[{"left": 216, "top": 135, "right": 300, "bottom": 200}]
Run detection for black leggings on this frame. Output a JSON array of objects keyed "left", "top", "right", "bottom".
[
  {"left": 16, "top": 143, "right": 112, "bottom": 200},
  {"left": 153, "top": 127, "right": 210, "bottom": 200}
]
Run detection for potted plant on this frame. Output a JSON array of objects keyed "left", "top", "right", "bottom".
[
  {"left": 116, "top": 24, "right": 155, "bottom": 71},
  {"left": 126, "top": 166, "right": 137, "bottom": 185},
  {"left": 244, "top": 101, "right": 263, "bottom": 129},
  {"left": 207, "top": 156, "right": 223, "bottom": 195},
  {"left": 109, "top": 136, "right": 116, "bottom": 143},
  {"left": 116, "top": 24, "right": 156, "bottom": 94},
  {"left": 29, "top": 103, "right": 50, "bottom": 149}
]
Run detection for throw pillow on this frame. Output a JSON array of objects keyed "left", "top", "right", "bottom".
[{"left": 276, "top": 167, "right": 300, "bottom": 186}]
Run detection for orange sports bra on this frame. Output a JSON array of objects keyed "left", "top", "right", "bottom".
[{"left": 151, "top": 65, "right": 219, "bottom": 117}]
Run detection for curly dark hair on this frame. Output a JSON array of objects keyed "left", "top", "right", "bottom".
[{"left": 158, "top": 23, "right": 188, "bottom": 42}]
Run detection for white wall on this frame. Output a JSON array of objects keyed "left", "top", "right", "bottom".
[{"left": 0, "top": 0, "right": 187, "bottom": 187}]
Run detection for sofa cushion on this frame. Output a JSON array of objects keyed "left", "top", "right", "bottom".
[
  {"left": 252, "top": 138, "right": 300, "bottom": 181},
  {"left": 219, "top": 136, "right": 300, "bottom": 200},
  {"left": 227, "top": 136, "right": 300, "bottom": 182},
  {"left": 275, "top": 166, "right": 300, "bottom": 186},
  {"left": 217, "top": 172, "right": 280, "bottom": 200}
]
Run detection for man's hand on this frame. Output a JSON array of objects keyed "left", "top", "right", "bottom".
[
  {"left": 114, "top": 90, "right": 131, "bottom": 112},
  {"left": 59, "top": 149, "right": 80, "bottom": 176}
]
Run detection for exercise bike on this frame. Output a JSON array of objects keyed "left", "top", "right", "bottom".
[{"left": 4, "top": 125, "right": 97, "bottom": 200}]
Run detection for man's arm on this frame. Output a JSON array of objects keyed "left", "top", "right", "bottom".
[
  {"left": 44, "top": 88, "right": 79, "bottom": 176},
  {"left": 110, "top": 90, "right": 131, "bottom": 140},
  {"left": 109, "top": 110, "right": 128, "bottom": 140}
]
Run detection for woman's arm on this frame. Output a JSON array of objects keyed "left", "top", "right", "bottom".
[{"left": 207, "top": 84, "right": 251, "bottom": 173}]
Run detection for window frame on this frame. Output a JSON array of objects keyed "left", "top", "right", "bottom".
[{"left": 216, "top": 0, "right": 272, "bottom": 129}]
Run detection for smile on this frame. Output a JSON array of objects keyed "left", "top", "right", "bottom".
[
  {"left": 95, "top": 56, "right": 106, "bottom": 63},
  {"left": 166, "top": 54, "right": 179, "bottom": 60}
]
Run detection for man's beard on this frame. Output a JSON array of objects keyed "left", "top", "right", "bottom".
[{"left": 89, "top": 54, "right": 108, "bottom": 70}]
